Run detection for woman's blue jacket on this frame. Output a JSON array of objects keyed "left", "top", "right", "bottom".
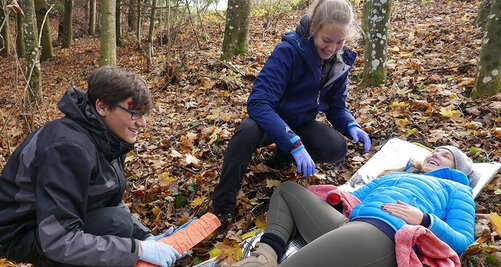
[
  {"left": 246, "top": 30, "right": 358, "bottom": 153},
  {"left": 350, "top": 168, "right": 475, "bottom": 255}
]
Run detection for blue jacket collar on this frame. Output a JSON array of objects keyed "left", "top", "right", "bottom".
[{"left": 424, "top": 167, "right": 470, "bottom": 186}]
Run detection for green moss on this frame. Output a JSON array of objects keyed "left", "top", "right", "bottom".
[
  {"left": 370, "top": 70, "right": 386, "bottom": 86},
  {"left": 472, "top": 73, "right": 501, "bottom": 98},
  {"left": 361, "top": 69, "right": 386, "bottom": 88},
  {"left": 232, "top": 45, "right": 246, "bottom": 56},
  {"left": 481, "top": 53, "right": 492, "bottom": 62}
]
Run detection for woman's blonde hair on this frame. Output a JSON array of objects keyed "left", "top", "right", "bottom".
[
  {"left": 308, "top": 0, "right": 361, "bottom": 40},
  {"left": 376, "top": 160, "right": 425, "bottom": 178}
]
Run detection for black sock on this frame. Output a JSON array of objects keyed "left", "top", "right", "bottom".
[{"left": 260, "top": 232, "right": 286, "bottom": 259}]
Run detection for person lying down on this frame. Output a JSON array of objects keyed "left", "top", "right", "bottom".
[{"left": 224, "top": 145, "right": 475, "bottom": 267}]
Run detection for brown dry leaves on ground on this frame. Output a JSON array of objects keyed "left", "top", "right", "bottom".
[{"left": 1, "top": 0, "right": 501, "bottom": 266}]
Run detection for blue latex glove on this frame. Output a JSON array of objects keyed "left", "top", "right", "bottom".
[
  {"left": 178, "top": 251, "right": 188, "bottom": 259},
  {"left": 349, "top": 126, "right": 371, "bottom": 152},
  {"left": 139, "top": 240, "right": 178, "bottom": 267},
  {"left": 145, "top": 226, "right": 175, "bottom": 241},
  {"left": 291, "top": 147, "right": 315, "bottom": 177}
]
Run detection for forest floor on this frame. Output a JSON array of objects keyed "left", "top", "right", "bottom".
[{"left": 1, "top": 0, "right": 501, "bottom": 266}]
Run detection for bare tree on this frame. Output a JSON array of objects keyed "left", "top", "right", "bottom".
[
  {"left": 62, "top": 0, "right": 72, "bottom": 48},
  {"left": 146, "top": 0, "right": 156, "bottom": 72},
  {"left": 99, "top": 0, "right": 116, "bottom": 66},
  {"left": 16, "top": 11, "right": 24, "bottom": 57},
  {"left": 221, "top": 0, "right": 251, "bottom": 60},
  {"left": 473, "top": 0, "right": 492, "bottom": 26},
  {"left": 19, "top": 0, "right": 42, "bottom": 104},
  {"left": 116, "top": 0, "right": 122, "bottom": 46},
  {"left": 127, "top": 0, "right": 137, "bottom": 32},
  {"left": 472, "top": 0, "right": 501, "bottom": 98},
  {"left": 136, "top": 0, "right": 141, "bottom": 49},
  {"left": 35, "top": 0, "right": 53, "bottom": 61},
  {"left": 89, "top": 0, "right": 96, "bottom": 35},
  {"left": 361, "top": 0, "right": 393, "bottom": 87},
  {"left": 0, "top": 0, "right": 10, "bottom": 57}
]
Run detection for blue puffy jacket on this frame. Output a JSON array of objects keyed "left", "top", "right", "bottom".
[
  {"left": 351, "top": 168, "right": 475, "bottom": 255},
  {"left": 247, "top": 30, "right": 358, "bottom": 153}
]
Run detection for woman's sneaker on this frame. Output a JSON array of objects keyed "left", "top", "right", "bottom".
[{"left": 223, "top": 243, "right": 278, "bottom": 267}]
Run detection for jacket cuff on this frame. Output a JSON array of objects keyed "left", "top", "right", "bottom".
[
  {"left": 288, "top": 136, "right": 303, "bottom": 155},
  {"left": 420, "top": 213, "right": 431, "bottom": 227},
  {"left": 347, "top": 122, "right": 360, "bottom": 131}
]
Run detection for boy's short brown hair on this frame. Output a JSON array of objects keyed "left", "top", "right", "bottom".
[{"left": 87, "top": 66, "right": 152, "bottom": 112}]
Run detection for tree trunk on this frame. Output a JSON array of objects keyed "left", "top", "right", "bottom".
[
  {"left": 35, "top": 0, "right": 53, "bottom": 61},
  {"left": 0, "top": 2, "right": 11, "bottom": 58},
  {"left": 127, "top": 0, "right": 137, "bottom": 32},
  {"left": 136, "top": 0, "right": 141, "bottom": 49},
  {"left": 474, "top": 0, "right": 492, "bottom": 27},
  {"left": 472, "top": 0, "right": 501, "bottom": 98},
  {"left": 62, "top": 0, "right": 72, "bottom": 48},
  {"left": 89, "top": 0, "right": 96, "bottom": 35},
  {"left": 16, "top": 12, "right": 24, "bottom": 57},
  {"left": 362, "top": 0, "right": 393, "bottom": 87},
  {"left": 147, "top": 0, "right": 156, "bottom": 46},
  {"left": 146, "top": 0, "right": 156, "bottom": 72},
  {"left": 116, "top": 0, "right": 122, "bottom": 46},
  {"left": 99, "top": 0, "right": 116, "bottom": 66},
  {"left": 221, "top": 0, "right": 251, "bottom": 60},
  {"left": 19, "top": 0, "right": 42, "bottom": 104},
  {"left": 361, "top": 0, "right": 371, "bottom": 42}
]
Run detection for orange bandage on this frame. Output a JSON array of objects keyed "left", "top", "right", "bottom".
[{"left": 135, "top": 212, "right": 221, "bottom": 267}]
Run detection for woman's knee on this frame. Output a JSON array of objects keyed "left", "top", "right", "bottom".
[
  {"left": 313, "top": 139, "right": 347, "bottom": 163},
  {"left": 276, "top": 181, "right": 305, "bottom": 195}
]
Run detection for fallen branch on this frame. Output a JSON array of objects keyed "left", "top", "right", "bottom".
[
  {"left": 168, "top": 121, "right": 201, "bottom": 141},
  {"left": 426, "top": 63, "right": 476, "bottom": 72},
  {"left": 222, "top": 61, "right": 245, "bottom": 76}
]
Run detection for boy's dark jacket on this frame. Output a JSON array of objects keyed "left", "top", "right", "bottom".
[
  {"left": 247, "top": 14, "right": 358, "bottom": 152},
  {"left": 0, "top": 87, "right": 150, "bottom": 266}
]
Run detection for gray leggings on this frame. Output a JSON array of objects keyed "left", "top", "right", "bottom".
[{"left": 266, "top": 181, "right": 397, "bottom": 267}]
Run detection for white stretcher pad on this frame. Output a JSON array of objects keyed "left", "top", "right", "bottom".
[
  {"left": 338, "top": 138, "right": 501, "bottom": 199},
  {"left": 196, "top": 138, "right": 501, "bottom": 266}
]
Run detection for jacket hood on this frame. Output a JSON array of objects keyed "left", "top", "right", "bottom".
[
  {"left": 296, "top": 14, "right": 310, "bottom": 38},
  {"left": 282, "top": 30, "right": 320, "bottom": 73},
  {"left": 57, "top": 87, "right": 133, "bottom": 159}
]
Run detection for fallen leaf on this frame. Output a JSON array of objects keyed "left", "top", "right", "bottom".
[
  {"left": 395, "top": 117, "right": 409, "bottom": 128},
  {"left": 266, "top": 179, "right": 281, "bottom": 188},
  {"left": 158, "top": 172, "right": 175, "bottom": 185},
  {"left": 490, "top": 212, "right": 501, "bottom": 234},
  {"left": 440, "top": 106, "right": 460, "bottom": 118},
  {"left": 183, "top": 154, "right": 202, "bottom": 168},
  {"left": 190, "top": 195, "right": 207, "bottom": 208},
  {"left": 490, "top": 102, "right": 501, "bottom": 112},
  {"left": 170, "top": 149, "right": 182, "bottom": 158}
]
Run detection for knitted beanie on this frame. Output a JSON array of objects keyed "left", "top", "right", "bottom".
[{"left": 437, "top": 146, "right": 473, "bottom": 176}]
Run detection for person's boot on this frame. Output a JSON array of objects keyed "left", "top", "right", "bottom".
[{"left": 223, "top": 243, "right": 278, "bottom": 267}]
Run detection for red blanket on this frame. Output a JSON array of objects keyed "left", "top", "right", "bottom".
[{"left": 395, "top": 225, "right": 460, "bottom": 267}]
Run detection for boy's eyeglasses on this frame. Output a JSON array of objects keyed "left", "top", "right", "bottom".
[{"left": 113, "top": 103, "right": 145, "bottom": 120}]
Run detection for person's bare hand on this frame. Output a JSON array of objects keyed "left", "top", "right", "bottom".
[{"left": 382, "top": 200, "right": 424, "bottom": 225}]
